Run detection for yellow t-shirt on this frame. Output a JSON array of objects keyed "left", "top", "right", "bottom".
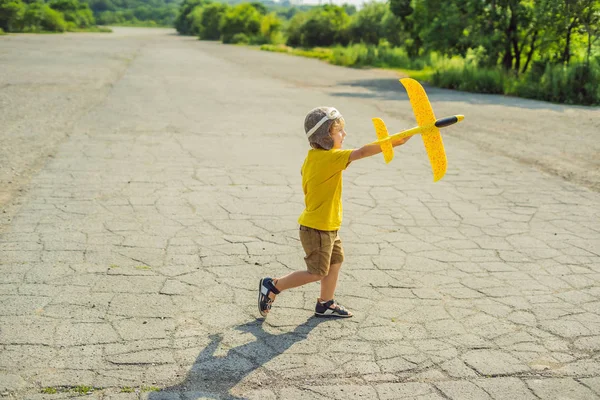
[{"left": 298, "top": 148, "right": 353, "bottom": 231}]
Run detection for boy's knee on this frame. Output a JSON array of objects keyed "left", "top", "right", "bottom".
[{"left": 308, "top": 271, "right": 326, "bottom": 281}]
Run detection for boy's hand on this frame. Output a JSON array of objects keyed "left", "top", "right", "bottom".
[
  {"left": 392, "top": 135, "right": 412, "bottom": 147},
  {"left": 349, "top": 134, "right": 413, "bottom": 163}
]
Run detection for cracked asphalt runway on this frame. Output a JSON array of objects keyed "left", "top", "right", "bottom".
[{"left": 1, "top": 27, "right": 599, "bottom": 400}]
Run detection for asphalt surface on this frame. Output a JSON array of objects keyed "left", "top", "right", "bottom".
[{"left": 1, "top": 27, "right": 599, "bottom": 400}]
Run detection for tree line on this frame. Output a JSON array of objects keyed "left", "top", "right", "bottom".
[
  {"left": 176, "top": 0, "right": 599, "bottom": 105},
  {"left": 1, "top": 0, "right": 597, "bottom": 104},
  {"left": 0, "top": 0, "right": 96, "bottom": 32},
  {"left": 85, "top": 0, "right": 179, "bottom": 27}
]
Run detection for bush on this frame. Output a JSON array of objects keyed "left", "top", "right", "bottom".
[
  {"left": 185, "top": 6, "right": 203, "bottom": 36},
  {"left": 0, "top": 27, "right": 5, "bottom": 34},
  {"left": 509, "top": 61, "right": 600, "bottom": 105},
  {"left": 49, "top": 0, "right": 95, "bottom": 28},
  {"left": 260, "top": 43, "right": 290, "bottom": 53},
  {"left": 220, "top": 3, "right": 261, "bottom": 44},
  {"left": 22, "top": 2, "right": 67, "bottom": 32},
  {"left": 330, "top": 45, "right": 359, "bottom": 66},
  {"left": 376, "top": 43, "right": 411, "bottom": 68},
  {"left": 380, "top": 9, "right": 403, "bottom": 47},
  {"left": 258, "top": 12, "right": 282, "bottom": 44},
  {"left": 0, "top": 0, "right": 26, "bottom": 32},
  {"left": 174, "top": 0, "right": 208, "bottom": 35},
  {"left": 299, "top": 5, "right": 350, "bottom": 47},
  {"left": 262, "top": 44, "right": 332, "bottom": 61},
  {"left": 284, "top": 11, "right": 307, "bottom": 47},
  {"left": 327, "top": 43, "right": 433, "bottom": 70},
  {"left": 197, "top": 2, "right": 228, "bottom": 40},
  {"left": 431, "top": 66, "right": 505, "bottom": 94},
  {"left": 230, "top": 32, "right": 249, "bottom": 44},
  {"left": 348, "top": 1, "right": 387, "bottom": 45}
]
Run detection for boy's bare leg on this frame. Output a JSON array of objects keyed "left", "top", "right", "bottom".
[
  {"left": 275, "top": 271, "right": 322, "bottom": 293},
  {"left": 261, "top": 271, "right": 322, "bottom": 314},
  {"left": 319, "top": 262, "right": 341, "bottom": 302},
  {"left": 265, "top": 270, "right": 321, "bottom": 299}
]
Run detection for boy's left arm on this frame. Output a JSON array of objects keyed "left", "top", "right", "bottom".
[{"left": 348, "top": 135, "right": 411, "bottom": 163}]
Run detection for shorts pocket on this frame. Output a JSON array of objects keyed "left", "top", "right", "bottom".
[
  {"left": 300, "top": 228, "right": 329, "bottom": 276},
  {"left": 299, "top": 228, "right": 321, "bottom": 255}
]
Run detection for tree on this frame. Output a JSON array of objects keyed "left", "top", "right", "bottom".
[
  {"left": 558, "top": 0, "right": 584, "bottom": 64},
  {"left": 419, "top": 0, "right": 537, "bottom": 72},
  {"left": 49, "top": 0, "right": 95, "bottom": 28},
  {"left": 298, "top": 5, "right": 350, "bottom": 47},
  {"left": 349, "top": 1, "right": 386, "bottom": 45},
  {"left": 389, "top": 0, "right": 412, "bottom": 19},
  {"left": 175, "top": 0, "right": 208, "bottom": 34},
  {"left": 259, "top": 12, "right": 281, "bottom": 43},
  {"left": 22, "top": 1, "right": 67, "bottom": 31},
  {"left": 285, "top": 10, "right": 307, "bottom": 47},
  {"left": 249, "top": 1, "right": 266, "bottom": 15},
  {"left": 580, "top": 0, "right": 600, "bottom": 65},
  {"left": 420, "top": 1, "right": 471, "bottom": 57},
  {"left": 197, "top": 2, "right": 227, "bottom": 40},
  {"left": 86, "top": 0, "right": 114, "bottom": 14},
  {"left": 0, "top": 0, "right": 25, "bottom": 32},
  {"left": 220, "top": 3, "right": 262, "bottom": 43},
  {"left": 387, "top": 0, "right": 436, "bottom": 56},
  {"left": 185, "top": 5, "right": 203, "bottom": 35},
  {"left": 381, "top": 8, "right": 403, "bottom": 47},
  {"left": 341, "top": 3, "right": 356, "bottom": 16}
]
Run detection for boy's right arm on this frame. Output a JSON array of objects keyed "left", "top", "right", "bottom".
[{"left": 348, "top": 135, "right": 412, "bottom": 163}]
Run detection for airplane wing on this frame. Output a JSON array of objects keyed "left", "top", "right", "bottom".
[{"left": 400, "top": 78, "right": 447, "bottom": 182}]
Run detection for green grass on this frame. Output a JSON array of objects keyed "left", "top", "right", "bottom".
[
  {"left": 261, "top": 41, "right": 599, "bottom": 105},
  {"left": 22, "top": 30, "right": 64, "bottom": 34},
  {"left": 397, "top": 68, "right": 435, "bottom": 82},
  {"left": 69, "top": 26, "right": 112, "bottom": 33},
  {"left": 142, "top": 386, "right": 161, "bottom": 392},
  {"left": 121, "top": 387, "right": 135, "bottom": 393},
  {"left": 0, "top": 26, "right": 110, "bottom": 34},
  {"left": 262, "top": 43, "right": 433, "bottom": 70},
  {"left": 431, "top": 65, "right": 505, "bottom": 94},
  {"left": 432, "top": 59, "right": 600, "bottom": 105},
  {"left": 107, "top": 22, "right": 172, "bottom": 28},
  {"left": 261, "top": 44, "right": 333, "bottom": 61},
  {"left": 135, "top": 265, "right": 151, "bottom": 270},
  {"left": 41, "top": 386, "right": 97, "bottom": 395},
  {"left": 72, "top": 385, "right": 94, "bottom": 394}
]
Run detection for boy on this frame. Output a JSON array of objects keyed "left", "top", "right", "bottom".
[{"left": 258, "top": 107, "right": 411, "bottom": 318}]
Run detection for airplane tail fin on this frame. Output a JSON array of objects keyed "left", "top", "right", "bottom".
[{"left": 372, "top": 118, "right": 394, "bottom": 164}]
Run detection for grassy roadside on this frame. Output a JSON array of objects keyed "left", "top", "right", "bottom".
[
  {"left": 70, "top": 26, "right": 112, "bottom": 32},
  {"left": 260, "top": 44, "right": 436, "bottom": 83},
  {"left": 260, "top": 43, "right": 600, "bottom": 106},
  {"left": 104, "top": 22, "right": 172, "bottom": 28},
  {"left": 1, "top": 26, "right": 112, "bottom": 34}
]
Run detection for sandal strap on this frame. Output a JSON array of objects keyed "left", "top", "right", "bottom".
[
  {"left": 259, "top": 278, "right": 279, "bottom": 308},
  {"left": 325, "top": 300, "right": 347, "bottom": 311},
  {"left": 263, "top": 278, "right": 280, "bottom": 295},
  {"left": 315, "top": 298, "right": 351, "bottom": 317}
]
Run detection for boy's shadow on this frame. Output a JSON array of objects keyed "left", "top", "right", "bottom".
[{"left": 148, "top": 317, "right": 326, "bottom": 400}]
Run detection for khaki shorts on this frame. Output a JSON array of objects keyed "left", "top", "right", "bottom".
[{"left": 299, "top": 225, "right": 344, "bottom": 276}]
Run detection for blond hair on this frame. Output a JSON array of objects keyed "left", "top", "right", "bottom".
[{"left": 329, "top": 117, "right": 345, "bottom": 133}]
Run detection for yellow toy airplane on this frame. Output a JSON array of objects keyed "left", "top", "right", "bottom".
[{"left": 371, "top": 78, "right": 464, "bottom": 182}]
